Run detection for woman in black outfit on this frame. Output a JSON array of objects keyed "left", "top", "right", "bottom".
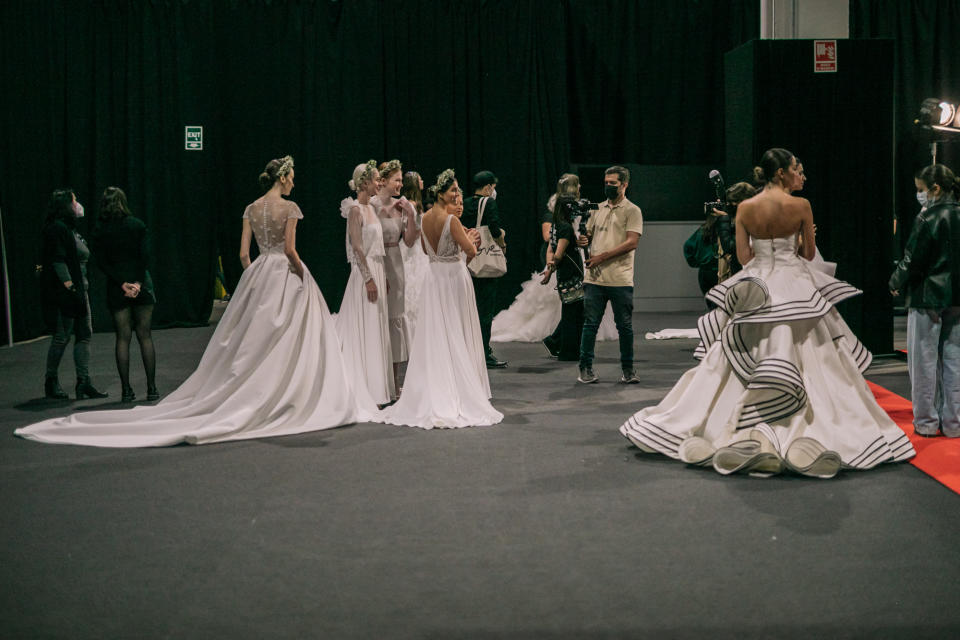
[
  {"left": 540, "top": 195, "right": 585, "bottom": 361},
  {"left": 92, "top": 187, "right": 157, "bottom": 402},
  {"left": 40, "top": 189, "right": 108, "bottom": 399}
]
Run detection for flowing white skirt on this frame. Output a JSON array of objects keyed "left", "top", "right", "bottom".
[
  {"left": 15, "top": 252, "right": 378, "bottom": 447},
  {"left": 619, "top": 247, "right": 914, "bottom": 471},
  {"left": 401, "top": 241, "right": 430, "bottom": 339},
  {"left": 381, "top": 259, "right": 503, "bottom": 429},
  {"left": 491, "top": 271, "right": 618, "bottom": 342},
  {"left": 336, "top": 258, "right": 395, "bottom": 404}
]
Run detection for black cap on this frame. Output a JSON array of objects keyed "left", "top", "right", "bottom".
[{"left": 472, "top": 170, "right": 498, "bottom": 189}]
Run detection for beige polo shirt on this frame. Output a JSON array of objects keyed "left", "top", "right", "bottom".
[{"left": 584, "top": 197, "right": 643, "bottom": 287}]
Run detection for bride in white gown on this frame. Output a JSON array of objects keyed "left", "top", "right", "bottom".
[
  {"left": 16, "top": 156, "right": 378, "bottom": 447},
  {"left": 619, "top": 149, "right": 914, "bottom": 478},
  {"left": 381, "top": 170, "right": 503, "bottom": 429},
  {"left": 337, "top": 161, "right": 395, "bottom": 404}
]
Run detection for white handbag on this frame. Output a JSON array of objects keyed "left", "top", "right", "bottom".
[{"left": 467, "top": 196, "right": 508, "bottom": 278}]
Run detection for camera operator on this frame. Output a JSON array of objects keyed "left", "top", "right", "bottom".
[
  {"left": 541, "top": 195, "right": 585, "bottom": 361},
  {"left": 575, "top": 166, "right": 643, "bottom": 384},
  {"left": 684, "top": 181, "right": 757, "bottom": 307}
]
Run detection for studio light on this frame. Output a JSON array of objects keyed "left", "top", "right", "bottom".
[{"left": 917, "top": 97, "right": 960, "bottom": 138}]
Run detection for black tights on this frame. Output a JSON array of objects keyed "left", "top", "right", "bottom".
[{"left": 112, "top": 304, "right": 156, "bottom": 391}]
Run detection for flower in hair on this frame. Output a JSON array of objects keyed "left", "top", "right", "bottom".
[
  {"left": 358, "top": 159, "right": 378, "bottom": 188},
  {"left": 381, "top": 159, "right": 402, "bottom": 176},
  {"left": 434, "top": 168, "right": 456, "bottom": 192},
  {"left": 276, "top": 155, "right": 294, "bottom": 178}
]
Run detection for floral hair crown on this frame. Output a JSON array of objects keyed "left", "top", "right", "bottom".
[
  {"left": 434, "top": 168, "right": 456, "bottom": 193},
  {"left": 275, "top": 155, "right": 294, "bottom": 178},
  {"left": 358, "top": 159, "right": 377, "bottom": 187},
  {"left": 381, "top": 158, "right": 402, "bottom": 176}
]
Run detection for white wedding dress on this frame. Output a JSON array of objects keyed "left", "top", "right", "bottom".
[
  {"left": 401, "top": 220, "right": 430, "bottom": 337},
  {"left": 619, "top": 234, "right": 914, "bottom": 473},
  {"left": 381, "top": 215, "right": 503, "bottom": 429},
  {"left": 15, "top": 197, "right": 378, "bottom": 447},
  {"left": 336, "top": 200, "right": 395, "bottom": 404}
]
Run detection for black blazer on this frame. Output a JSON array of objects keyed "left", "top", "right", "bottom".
[
  {"left": 40, "top": 219, "right": 86, "bottom": 317},
  {"left": 92, "top": 215, "right": 155, "bottom": 311}
]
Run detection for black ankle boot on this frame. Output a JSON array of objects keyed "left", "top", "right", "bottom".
[
  {"left": 44, "top": 376, "right": 69, "bottom": 400},
  {"left": 146, "top": 385, "right": 159, "bottom": 401},
  {"left": 121, "top": 386, "right": 136, "bottom": 403},
  {"left": 76, "top": 377, "right": 109, "bottom": 400}
]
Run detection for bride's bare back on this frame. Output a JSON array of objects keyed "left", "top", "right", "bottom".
[
  {"left": 421, "top": 206, "right": 477, "bottom": 258},
  {"left": 736, "top": 188, "right": 816, "bottom": 264}
]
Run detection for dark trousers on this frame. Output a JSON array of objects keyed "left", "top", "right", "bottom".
[
  {"left": 45, "top": 294, "right": 92, "bottom": 380},
  {"left": 579, "top": 284, "right": 634, "bottom": 370},
  {"left": 697, "top": 268, "right": 719, "bottom": 311},
  {"left": 557, "top": 298, "right": 584, "bottom": 361},
  {"left": 472, "top": 276, "right": 499, "bottom": 357}
]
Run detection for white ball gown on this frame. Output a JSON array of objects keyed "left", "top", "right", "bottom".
[
  {"left": 336, "top": 199, "right": 395, "bottom": 404},
  {"left": 619, "top": 234, "right": 914, "bottom": 474},
  {"left": 381, "top": 214, "right": 503, "bottom": 429},
  {"left": 15, "top": 198, "right": 378, "bottom": 447}
]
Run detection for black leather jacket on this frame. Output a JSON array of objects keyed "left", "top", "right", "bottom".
[{"left": 889, "top": 197, "right": 960, "bottom": 308}]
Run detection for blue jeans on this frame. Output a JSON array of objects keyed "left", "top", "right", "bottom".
[
  {"left": 907, "top": 307, "right": 960, "bottom": 437},
  {"left": 579, "top": 284, "right": 634, "bottom": 370}
]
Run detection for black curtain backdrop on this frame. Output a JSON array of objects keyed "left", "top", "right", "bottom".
[
  {"left": 0, "top": 0, "right": 758, "bottom": 343},
  {"left": 850, "top": 0, "right": 960, "bottom": 253}
]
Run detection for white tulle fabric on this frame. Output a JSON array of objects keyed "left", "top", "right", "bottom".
[
  {"left": 619, "top": 235, "right": 914, "bottom": 471},
  {"left": 381, "top": 215, "right": 503, "bottom": 429},
  {"left": 15, "top": 198, "right": 378, "bottom": 447},
  {"left": 401, "top": 234, "right": 430, "bottom": 336},
  {"left": 491, "top": 271, "right": 619, "bottom": 342},
  {"left": 336, "top": 201, "right": 394, "bottom": 404}
]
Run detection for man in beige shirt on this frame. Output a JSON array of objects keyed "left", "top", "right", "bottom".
[{"left": 576, "top": 166, "right": 643, "bottom": 384}]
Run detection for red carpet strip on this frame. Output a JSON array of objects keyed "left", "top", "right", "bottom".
[{"left": 868, "top": 381, "right": 960, "bottom": 495}]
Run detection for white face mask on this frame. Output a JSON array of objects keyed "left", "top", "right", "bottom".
[
  {"left": 916, "top": 191, "right": 927, "bottom": 207},
  {"left": 489, "top": 187, "right": 497, "bottom": 200}
]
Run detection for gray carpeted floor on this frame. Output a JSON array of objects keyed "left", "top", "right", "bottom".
[{"left": 1, "top": 310, "right": 957, "bottom": 639}]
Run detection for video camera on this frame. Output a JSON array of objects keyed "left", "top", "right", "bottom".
[
  {"left": 703, "top": 169, "right": 728, "bottom": 216},
  {"left": 572, "top": 198, "right": 598, "bottom": 243}
]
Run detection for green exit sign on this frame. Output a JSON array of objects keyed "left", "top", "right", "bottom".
[{"left": 185, "top": 126, "right": 203, "bottom": 150}]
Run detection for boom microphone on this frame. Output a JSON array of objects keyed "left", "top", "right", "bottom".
[{"left": 708, "top": 169, "right": 725, "bottom": 200}]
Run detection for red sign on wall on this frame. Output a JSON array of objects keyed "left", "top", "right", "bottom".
[{"left": 814, "top": 40, "right": 838, "bottom": 73}]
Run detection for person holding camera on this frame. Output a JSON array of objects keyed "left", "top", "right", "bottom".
[
  {"left": 540, "top": 195, "right": 584, "bottom": 360},
  {"left": 576, "top": 166, "right": 643, "bottom": 384},
  {"left": 685, "top": 181, "right": 758, "bottom": 308},
  {"left": 462, "top": 170, "right": 507, "bottom": 368},
  {"left": 40, "top": 188, "right": 108, "bottom": 400}
]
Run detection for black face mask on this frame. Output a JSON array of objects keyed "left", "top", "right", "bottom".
[{"left": 604, "top": 185, "right": 620, "bottom": 201}]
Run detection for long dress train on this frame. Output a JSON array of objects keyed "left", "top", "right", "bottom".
[
  {"left": 15, "top": 198, "right": 377, "bottom": 447},
  {"left": 619, "top": 235, "right": 914, "bottom": 472},
  {"left": 381, "top": 215, "right": 503, "bottom": 429}
]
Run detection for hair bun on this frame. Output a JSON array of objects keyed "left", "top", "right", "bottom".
[
  {"left": 348, "top": 179, "right": 357, "bottom": 191},
  {"left": 752, "top": 166, "right": 765, "bottom": 184},
  {"left": 258, "top": 171, "right": 273, "bottom": 190}
]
